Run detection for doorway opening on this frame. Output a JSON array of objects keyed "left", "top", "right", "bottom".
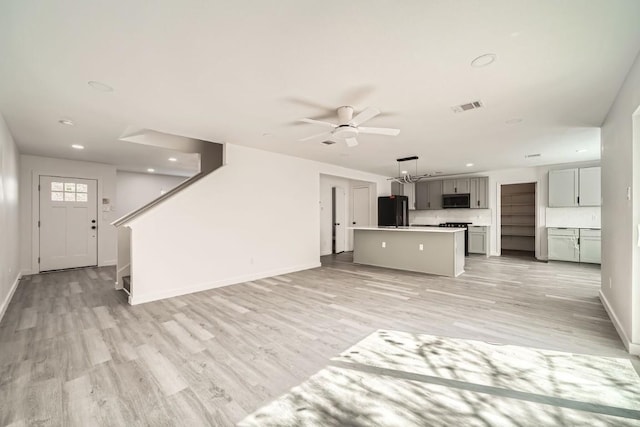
[
  {"left": 332, "top": 186, "right": 346, "bottom": 254},
  {"left": 500, "top": 182, "right": 536, "bottom": 258}
]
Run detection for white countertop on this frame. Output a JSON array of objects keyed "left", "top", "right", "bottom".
[
  {"left": 410, "top": 223, "right": 492, "bottom": 227},
  {"left": 546, "top": 226, "right": 601, "bottom": 230},
  {"left": 350, "top": 226, "right": 464, "bottom": 233}
]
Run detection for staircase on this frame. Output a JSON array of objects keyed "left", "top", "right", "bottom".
[{"left": 112, "top": 130, "right": 224, "bottom": 302}]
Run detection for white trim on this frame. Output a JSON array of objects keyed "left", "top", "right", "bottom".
[
  {"left": 0, "top": 271, "right": 23, "bottom": 322},
  {"left": 101, "top": 259, "right": 117, "bottom": 266},
  {"left": 117, "top": 263, "right": 131, "bottom": 274},
  {"left": 129, "top": 262, "right": 320, "bottom": 305},
  {"left": 599, "top": 290, "right": 640, "bottom": 355}
]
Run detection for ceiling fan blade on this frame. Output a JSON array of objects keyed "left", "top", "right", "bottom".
[
  {"left": 299, "top": 131, "right": 333, "bottom": 142},
  {"left": 358, "top": 126, "right": 401, "bottom": 136},
  {"left": 350, "top": 107, "right": 381, "bottom": 126},
  {"left": 345, "top": 137, "right": 359, "bottom": 147},
  {"left": 300, "top": 118, "right": 337, "bottom": 128}
]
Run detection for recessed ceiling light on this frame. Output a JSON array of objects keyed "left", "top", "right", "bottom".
[
  {"left": 71, "top": 144, "right": 84, "bottom": 150},
  {"left": 168, "top": 157, "right": 177, "bottom": 162},
  {"left": 401, "top": 170, "right": 408, "bottom": 174},
  {"left": 576, "top": 149, "right": 587, "bottom": 153},
  {"left": 88, "top": 81, "right": 114, "bottom": 92},
  {"left": 505, "top": 118, "right": 523, "bottom": 125},
  {"left": 465, "top": 163, "right": 474, "bottom": 167},
  {"left": 471, "top": 53, "right": 497, "bottom": 68},
  {"left": 58, "top": 119, "right": 74, "bottom": 126},
  {"left": 147, "top": 168, "right": 155, "bottom": 173}
]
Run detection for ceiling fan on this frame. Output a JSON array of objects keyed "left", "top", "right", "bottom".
[{"left": 298, "top": 106, "right": 400, "bottom": 147}]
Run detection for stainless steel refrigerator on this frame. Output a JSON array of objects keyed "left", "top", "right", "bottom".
[{"left": 378, "top": 196, "right": 409, "bottom": 227}]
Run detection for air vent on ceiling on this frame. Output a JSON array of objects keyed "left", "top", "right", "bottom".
[
  {"left": 525, "top": 153, "right": 541, "bottom": 158},
  {"left": 321, "top": 140, "right": 336, "bottom": 145},
  {"left": 451, "top": 100, "right": 484, "bottom": 113}
]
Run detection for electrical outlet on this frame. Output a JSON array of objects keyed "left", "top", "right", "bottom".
[
  {"left": 419, "top": 244, "right": 424, "bottom": 251},
  {"left": 382, "top": 242, "right": 386, "bottom": 248}
]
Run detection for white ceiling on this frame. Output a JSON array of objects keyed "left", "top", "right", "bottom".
[{"left": 1, "top": 1, "right": 640, "bottom": 177}]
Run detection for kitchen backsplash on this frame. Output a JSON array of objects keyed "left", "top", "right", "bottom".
[
  {"left": 410, "top": 209, "right": 492, "bottom": 226},
  {"left": 545, "top": 207, "right": 601, "bottom": 228}
]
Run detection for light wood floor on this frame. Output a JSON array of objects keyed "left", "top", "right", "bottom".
[{"left": 0, "top": 254, "right": 635, "bottom": 426}]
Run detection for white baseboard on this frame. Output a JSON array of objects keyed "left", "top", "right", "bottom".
[
  {"left": 599, "top": 290, "right": 639, "bottom": 355},
  {"left": 101, "top": 259, "right": 117, "bottom": 267},
  {"left": 0, "top": 271, "right": 23, "bottom": 323},
  {"left": 129, "top": 262, "right": 321, "bottom": 305}
]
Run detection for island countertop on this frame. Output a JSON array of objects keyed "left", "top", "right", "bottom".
[
  {"left": 351, "top": 226, "right": 465, "bottom": 277},
  {"left": 349, "top": 226, "right": 464, "bottom": 233}
]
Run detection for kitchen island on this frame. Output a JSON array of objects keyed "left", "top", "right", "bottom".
[{"left": 351, "top": 227, "right": 465, "bottom": 277}]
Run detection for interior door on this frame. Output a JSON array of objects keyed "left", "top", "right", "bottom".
[
  {"left": 332, "top": 186, "right": 346, "bottom": 254},
  {"left": 352, "top": 186, "right": 370, "bottom": 228},
  {"left": 39, "top": 176, "right": 98, "bottom": 271}
]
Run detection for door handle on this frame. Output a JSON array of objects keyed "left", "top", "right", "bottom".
[
  {"left": 352, "top": 221, "right": 356, "bottom": 225},
  {"left": 91, "top": 219, "right": 96, "bottom": 223},
  {"left": 91, "top": 226, "right": 97, "bottom": 230},
  {"left": 334, "top": 223, "right": 340, "bottom": 226}
]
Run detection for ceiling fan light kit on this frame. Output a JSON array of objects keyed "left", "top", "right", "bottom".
[{"left": 298, "top": 105, "right": 400, "bottom": 147}]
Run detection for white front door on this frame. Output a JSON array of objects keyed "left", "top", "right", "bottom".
[
  {"left": 39, "top": 176, "right": 98, "bottom": 271},
  {"left": 333, "top": 186, "right": 346, "bottom": 253}
]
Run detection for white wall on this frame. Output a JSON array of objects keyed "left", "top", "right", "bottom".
[
  {"left": 0, "top": 114, "right": 20, "bottom": 320},
  {"left": 19, "top": 155, "right": 118, "bottom": 273},
  {"left": 410, "top": 209, "right": 492, "bottom": 226},
  {"left": 127, "top": 143, "right": 389, "bottom": 304},
  {"left": 600, "top": 50, "right": 640, "bottom": 354},
  {"left": 545, "top": 207, "right": 600, "bottom": 228},
  {"left": 115, "top": 171, "right": 185, "bottom": 219}
]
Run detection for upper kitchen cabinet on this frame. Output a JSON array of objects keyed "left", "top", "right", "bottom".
[
  {"left": 548, "top": 168, "right": 579, "bottom": 207},
  {"left": 415, "top": 180, "right": 443, "bottom": 210},
  {"left": 469, "top": 177, "right": 488, "bottom": 208},
  {"left": 427, "top": 180, "right": 443, "bottom": 210},
  {"left": 443, "top": 178, "right": 470, "bottom": 194},
  {"left": 391, "top": 181, "right": 404, "bottom": 196},
  {"left": 548, "top": 167, "right": 601, "bottom": 207},
  {"left": 578, "top": 167, "right": 601, "bottom": 206},
  {"left": 415, "top": 181, "right": 428, "bottom": 210}
]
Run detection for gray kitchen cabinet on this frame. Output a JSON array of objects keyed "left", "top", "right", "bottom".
[
  {"left": 427, "top": 180, "right": 443, "bottom": 210},
  {"left": 415, "top": 181, "right": 429, "bottom": 210},
  {"left": 414, "top": 180, "right": 443, "bottom": 210},
  {"left": 469, "top": 226, "right": 488, "bottom": 254},
  {"left": 391, "top": 181, "right": 403, "bottom": 196},
  {"left": 470, "top": 177, "right": 488, "bottom": 208},
  {"left": 578, "top": 167, "right": 601, "bottom": 206},
  {"left": 443, "top": 178, "right": 470, "bottom": 194},
  {"left": 548, "top": 228, "right": 580, "bottom": 262},
  {"left": 579, "top": 228, "right": 601, "bottom": 263}
]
